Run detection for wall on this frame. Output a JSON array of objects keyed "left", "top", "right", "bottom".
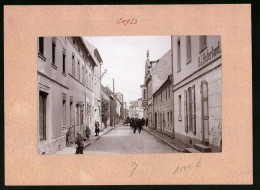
[
  {"left": 172, "top": 36, "right": 222, "bottom": 151},
  {"left": 38, "top": 37, "right": 100, "bottom": 154},
  {"left": 153, "top": 81, "right": 173, "bottom": 135}
]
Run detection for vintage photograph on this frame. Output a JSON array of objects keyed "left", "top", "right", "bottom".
[{"left": 37, "top": 35, "right": 222, "bottom": 155}]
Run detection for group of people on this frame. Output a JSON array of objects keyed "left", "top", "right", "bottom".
[
  {"left": 65, "top": 121, "right": 101, "bottom": 154},
  {"left": 130, "top": 117, "right": 147, "bottom": 133}
]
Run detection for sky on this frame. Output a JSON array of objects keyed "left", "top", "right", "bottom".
[{"left": 84, "top": 36, "right": 171, "bottom": 108}]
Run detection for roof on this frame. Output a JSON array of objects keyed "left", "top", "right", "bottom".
[
  {"left": 153, "top": 74, "right": 172, "bottom": 96},
  {"left": 82, "top": 38, "right": 103, "bottom": 64}
]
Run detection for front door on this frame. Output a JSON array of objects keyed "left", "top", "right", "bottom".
[{"left": 201, "top": 81, "right": 209, "bottom": 145}]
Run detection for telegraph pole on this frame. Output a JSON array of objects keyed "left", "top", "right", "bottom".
[{"left": 112, "top": 78, "right": 115, "bottom": 127}]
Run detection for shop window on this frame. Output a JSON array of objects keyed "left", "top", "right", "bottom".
[
  {"left": 82, "top": 66, "right": 85, "bottom": 84},
  {"left": 178, "top": 95, "right": 182, "bottom": 121},
  {"left": 170, "top": 111, "right": 173, "bottom": 128},
  {"left": 62, "top": 50, "right": 66, "bottom": 74},
  {"left": 184, "top": 90, "right": 188, "bottom": 133},
  {"left": 72, "top": 54, "right": 75, "bottom": 77},
  {"left": 167, "top": 112, "right": 169, "bottom": 128},
  {"left": 186, "top": 36, "right": 191, "bottom": 63},
  {"left": 77, "top": 61, "right": 80, "bottom": 82},
  {"left": 166, "top": 87, "right": 167, "bottom": 100},
  {"left": 186, "top": 86, "right": 196, "bottom": 134},
  {"left": 39, "top": 91, "right": 47, "bottom": 140},
  {"left": 177, "top": 38, "right": 181, "bottom": 72},
  {"left": 62, "top": 94, "right": 66, "bottom": 126},
  {"left": 70, "top": 98, "right": 73, "bottom": 125}
]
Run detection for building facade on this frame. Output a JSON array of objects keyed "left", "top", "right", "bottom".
[
  {"left": 153, "top": 75, "right": 174, "bottom": 137},
  {"left": 37, "top": 36, "right": 102, "bottom": 154},
  {"left": 141, "top": 49, "right": 173, "bottom": 130},
  {"left": 172, "top": 35, "right": 222, "bottom": 152},
  {"left": 129, "top": 99, "right": 144, "bottom": 119}
]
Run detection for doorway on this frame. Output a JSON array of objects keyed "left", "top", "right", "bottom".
[
  {"left": 201, "top": 81, "right": 209, "bottom": 145},
  {"left": 39, "top": 91, "right": 47, "bottom": 140}
]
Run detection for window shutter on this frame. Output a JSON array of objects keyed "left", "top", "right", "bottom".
[
  {"left": 184, "top": 89, "right": 188, "bottom": 133},
  {"left": 192, "top": 85, "right": 196, "bottom": 135}
]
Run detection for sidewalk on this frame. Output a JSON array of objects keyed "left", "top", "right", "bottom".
[
  {"left": 143, "top": 126, "right": 188, "bottom": 152},
  {"left": 55, "top": 126, "right": 115, "bottom": 155}
]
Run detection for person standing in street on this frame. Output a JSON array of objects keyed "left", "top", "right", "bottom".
[
  {"left": 66, "top": 127, "right": 73, "bottom": 147},
  {"left": 75, "top": 131, "right": 87, "bottom": 154},
  {"left": 145, "top": 118, "right": 148, "bottom": 127},
  {"left": 95, "top": 121, "right": 100, "bottom": 136},
  {"left": 139, "top": 117, "right": 145, "bottom": 133},
  {"left": 85, "top": 125, "right": 91, "bottom": 140}
]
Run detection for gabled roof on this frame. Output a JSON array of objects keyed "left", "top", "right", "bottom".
[
  {"left": 153, "top": 74, "right": 172, "bottom": 96},
  {"left": 82, "top": 38, "right": 103, "bottom": 64}
]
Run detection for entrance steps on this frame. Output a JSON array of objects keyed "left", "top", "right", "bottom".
[
  {"left": 185, "top": 144, "right": 212, "bottom": 153},
  {"left": 184, "top": 148, "right": 200, "bottom": 153},
  {"left": 194, "top": 144, "right": 211, "bottom": 152}
]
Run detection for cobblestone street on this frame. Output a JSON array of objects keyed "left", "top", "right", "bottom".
[{"left": 84, "top": 125, "right": 178, "bottom": 154}]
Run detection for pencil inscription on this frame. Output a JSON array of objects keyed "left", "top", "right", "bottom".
[{"left": 173, "top": 158, "right": 202, "bottom": 175}]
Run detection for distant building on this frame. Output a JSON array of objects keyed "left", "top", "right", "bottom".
[
  {"left": 129, "top": 99, "right": 143, "bottom": 119},
  {"left": 37, "top": 37, "right": 102, "bottom": 154}
]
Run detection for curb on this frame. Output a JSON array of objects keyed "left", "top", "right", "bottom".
[
  {"left": 143, "top": 128, "right": 185, "bottom": 152},
  {"left": 83, "top": 127, "right": 115, "bottom": 150}
]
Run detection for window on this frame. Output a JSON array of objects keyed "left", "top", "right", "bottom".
[
  {"left": 62, "top": 94, "right": 66, "bottom": 126},
  {"left": 77, "top": 61, "right": 80, "bottom": 81},
  {"left": 70, "top": 98, "right": 73, "bottom": 125},
  {"left": 177, "top": 38, "right": 181, "bottom": 72},
  {"left": 62, "top": 50, "right": 66, "bottom": 73},
  {"left": 39, "top": 37, "right": 44, "bottom": 55},
  {"left": 166, "top": 88, "right": 167, "bottom": 100},
  {"left": 82, "top": 66, "right": 85, "bottom": 84},
  {"left": 161, "top": 92, "right": 162, "bottom": 102},
  {"left": 73, "top": 39, "right": 75, "bottom": 45},
  {"left": 39, "top": 91, "right": 47, "bottom": 140},
  {"left": 76, "top": 104, "right": 79, "bottom": 126},
  {"left": 86, "top": 70, "right": 88, "bottom": 87},
  {"left": 143, "top": 89, "right": 146, "bottom": 100},
  {"left": 168, "top": 86, "right": 171, "bottom": 98},
  {"left": 170, "top": 111, "right": 172, "bottom": 128},
  {"left": 178, "top": 95, "right": 182, "bottom": 120},
  {"left": 52, "top": 40, "right": 56, "bottom": 64},
  {"left": 186, "top": 36, "right": 191, "bottom": 62},
  {"left": 167, "top": 112, "right": 169, "bottom": 128},
  {"left": 186, "top": 86, "right": 196, "bottom": 134},
  {"left": 200, "top": 35, "right": 207, "bottom": 51},
  {"left": 72, "top": 54, "right": 75, "bottom": 77}
]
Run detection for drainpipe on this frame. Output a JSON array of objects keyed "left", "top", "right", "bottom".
[{"left": 171, "top": 36, "right": 175, "bottom": 139}]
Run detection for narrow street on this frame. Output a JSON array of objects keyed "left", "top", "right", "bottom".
[{"left": 84, "top": 125, "right": 178, "bottom": 154}]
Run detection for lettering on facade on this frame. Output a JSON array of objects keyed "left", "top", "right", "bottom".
[
  {"left": 198, "top": 41, "right": 221, "bottom": 68},
  {"left": 116, "top": 18, "right": 137, "bottom": 26}
]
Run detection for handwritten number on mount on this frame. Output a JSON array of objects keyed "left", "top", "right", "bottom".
[{"left": 117, "top": 18, "right": 137, "bottom": 26}]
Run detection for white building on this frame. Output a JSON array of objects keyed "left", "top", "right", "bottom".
[{"left": 172, "top": 35, "right": 222, "bottom": 152}]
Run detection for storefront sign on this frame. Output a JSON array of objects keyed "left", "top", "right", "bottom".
[
  {"left": 142, "top": 100, "right": 148, "bottom": 107},
  {"left": 198, "top": 41, "right": 221, "bottom": 68}
]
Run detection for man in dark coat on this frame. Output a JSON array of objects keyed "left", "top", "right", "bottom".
[
  {"left": 75, "top": 131, "right": 87, "bottom": 154},
  {"left": 139, "top": 117, "right": 145, "bottom": 133},
  {"left": 132, "top": 118, "right": 138, "bottom": 133},
  {"left": 145, "top": 118, "right": 148, "bottom": 127}
]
